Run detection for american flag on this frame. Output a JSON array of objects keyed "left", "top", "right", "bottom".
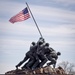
[{"left": 9, "top": 7, "right": 30, "bottom": 23}]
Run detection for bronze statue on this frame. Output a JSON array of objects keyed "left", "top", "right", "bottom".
[{"left": 16, "top": 37, "right": 61, "bottom": 70}]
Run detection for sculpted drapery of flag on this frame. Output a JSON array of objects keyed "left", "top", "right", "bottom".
[{"left": 9, "top": 7, "right": 30, "bottom": 23}]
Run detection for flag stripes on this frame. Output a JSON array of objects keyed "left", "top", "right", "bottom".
[{"left": 9, "top": 7, "right": 30, "bottom": 23}]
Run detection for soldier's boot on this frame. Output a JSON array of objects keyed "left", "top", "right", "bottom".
[
  {"left": 47, "top": 62, "right": 53, "bottom": 66},
  {"left": 15, "top": 56, "right": 29, "bottom": 69},
  {"left": 16, "top": 66, "right": 18, "bottom": 69},
  {"left": 47, "top": 61, "right": 56, "bottom": 68},
  {"left": 39, "top": 59, "right": 47, "bottom": 68},
  {"left": 53, "top": 63, "right": 56, "bottom": 68},
  {"left": 15, "top": 61, "right": 23, "bottom": 69}
]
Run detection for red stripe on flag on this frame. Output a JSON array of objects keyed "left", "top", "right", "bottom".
[{"left": 9, "top": 7, "right": 30, "bottom": 23}]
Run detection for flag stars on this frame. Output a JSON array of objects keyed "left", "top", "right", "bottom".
[{"left": 23, "top": 8, "right": 29, "bottom": 14}]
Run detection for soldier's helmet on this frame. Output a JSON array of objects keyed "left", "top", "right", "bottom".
[
  {"left": 57, "top": 52, "right": 61, "bottom": 55},
  {"left": 39, "top": 37, "right": 45, "bottom": 43},
  {"left": 45, "top": 43, "right": 49, "bottom": 46},
  {"left": 32, "top": 42, "right": 36, "bottom": 46},
  {"left": 38, "top": 41, "right": 43, "bottom": 45}
]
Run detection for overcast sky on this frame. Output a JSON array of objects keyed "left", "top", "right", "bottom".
[{"left": 0, "top": 0, "right": 75, "bottom": 74}]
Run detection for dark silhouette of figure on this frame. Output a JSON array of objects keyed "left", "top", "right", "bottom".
[
  {"left": 16, "top": 42, "right": 37, "bottom": 69},
  {"left": 31, "top": 37, "right": 46, "bottom": 69},
  {"left": 46, "top": 50, "right": 61, "bottom": 68},
  {"left": 31, "top": 42, "right": 52, "bottom": 69},
  {"left": 15, "top": 37, "right": 61, "bottom": 70},
  {"left": 37, "top": 43, "right": 50, "bottom": 67}
]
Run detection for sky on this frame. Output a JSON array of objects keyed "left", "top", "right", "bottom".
[{"left": 0, "top": 0, "right": 75, "bottom": 74}]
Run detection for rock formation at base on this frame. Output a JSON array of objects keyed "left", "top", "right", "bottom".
[{"left": 5, "top": 66, "right": 67, "bottom": 75}]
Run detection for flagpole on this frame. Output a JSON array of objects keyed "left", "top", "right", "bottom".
[{"left": 26, "top": 2, "right": 43, "bottom": 38}]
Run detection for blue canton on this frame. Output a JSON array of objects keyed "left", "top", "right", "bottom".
[{"left": 23, "top": 7, "right": 28, "bottom": 14}]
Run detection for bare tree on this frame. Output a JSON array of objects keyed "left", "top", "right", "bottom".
[
  {"left": 67, "top": 63, "right": 75, "bottom": 74},
  {"left": 58, "top": 61, "right": 75, "bottom": 74}
]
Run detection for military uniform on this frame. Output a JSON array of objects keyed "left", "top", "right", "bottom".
[
  {"left": 16, "top": 42, "right": 37, "bottom": 69},
  {"left": 46, "top": 49, "right": 61, "bottom": 68}
]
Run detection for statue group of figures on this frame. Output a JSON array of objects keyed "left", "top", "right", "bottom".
[{"left": 16, "top": 37, "right": 61, "bottom": 70}]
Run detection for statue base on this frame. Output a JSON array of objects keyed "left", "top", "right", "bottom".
[{"left": 5, "top": 66, "right": 66, "bottom": 75}]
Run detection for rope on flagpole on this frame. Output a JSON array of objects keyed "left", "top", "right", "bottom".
[{"left": 26, "top": 2, "right": 43, "bottom": 38}]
